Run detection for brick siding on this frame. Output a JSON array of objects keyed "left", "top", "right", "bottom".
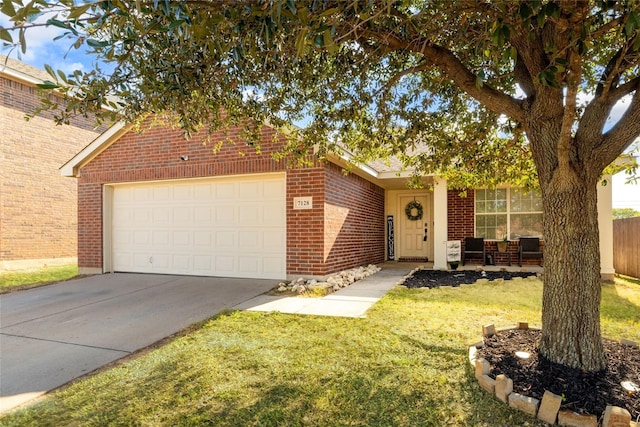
[
  {"left": 447, "top": 190, "right": 475, "bottom": 241},
  {"left": 0, "top": 74, "right": 101, "bottom": 265},
  {"left": 323, "top": 162, "right": 385, "bottom": 272},
  {"left": 78, "top": 120, "right": 386, "bottom": 277}
]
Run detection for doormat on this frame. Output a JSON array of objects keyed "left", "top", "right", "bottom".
[{"left": 398, "top": 257, "right": 429, "bottom": 262}]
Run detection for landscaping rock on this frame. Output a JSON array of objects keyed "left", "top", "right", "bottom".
[
  {"left": 478, "top": 374, "right": 496, "bottom": 393},
  {"left": 558, "top": 410, "right": 598, "bottom": 427},
  {"left": 272, "top": 265, "right": 381, "bottom": 296},
  {"left": 475, "top": 358, "right": 490, "bottom": 379},
  {"left": 538, "top": 390, "right": 562, "bottom": 425},
  {"left": 495, "top": 374, "right": 513, "bottom": 403},
  {"left": 508, "top": 392, "right": 540, "bottom": 416},
  {"left": 482, "top": 324, "right": 496, "bottom": 338},
  {"left": 602, "top": 405, "right": 631, "bottom": 427}
]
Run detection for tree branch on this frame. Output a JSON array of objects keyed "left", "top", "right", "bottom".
[
  {"left": 371, "top": 31, "right": 525, "bottom": 122},
  {"left": 608, "top": 76, "right": 640, "bottom": 101},
  {"left": 595, "top": 80, "right": 640, "bottom": 171}
]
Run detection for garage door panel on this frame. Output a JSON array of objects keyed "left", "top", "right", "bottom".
[
  {"left": 173, "top": 231, "right": 191, "bottom": 246},
  {"left": 264, "top": 257, "right": 285, "bottom": 274},
  {"left": 153, "top": 207, "right": 172, "bottom": 225},
  {"left": 152, "top": 185, "right": 171, "bottom": 201},
  {"left": 239, "top": 257, "right": 259, "bottom": 275},
  {"left": 216, "top": 231, "right": 235, "bottom": 247},
  {"left": 264, "top": 180, "right": 284, "bottom": 197},
  {"left": 172, "top": 255, "right": 191, "bottom": 271},
  {"left": 238, "top": 230, "right": 260, "bottom": 248},
  {"left": 152, "top": 231, "right": 170, "bottom": 246},
  {"left": 173, "top": 207, "right": 191, "bottom": 223},
  {"left": 264, "top": 207, "right": 285, "bottom": 225},
  {"left": 216, "top": 183, "right": 235, "bottom": 199},
  {"left": 194, "top": 232, "right": 213, "bottom": 248},
  {"left": 264, "top": 231, "right": 285, "bottom": 249},
  {"left": 133, "top": 208, "right": 152, "bottom": 225},
  {"left": 239, "top": 182, "right": 260, "bottom": 198},
  {"left": 215, "top": 256, "right": 235, "bottom": 272},
  {"left": 193, "top": 256, "right": 212, "bottom": 271},
  {"left": 132, "top": 254, "right": 153, "bottom": 272},
  {"left": 133, "top": 186, "right": 152, "bottom": 201},
  {"left": 239, "top": 206, "right": 260, "bottom": 224},
  {"left": 133, "top": 231, "right": 151, "bottom": 246},
  {"left": 194, "top": 207, "right": 212, "bottom": 225},
  {"left": 112, "top": 174, "right": 286, "bottom": 279}
]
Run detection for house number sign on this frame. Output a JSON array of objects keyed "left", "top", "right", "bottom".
[{"left": 293, "top": 196, "right": 313, "bottom": 210}]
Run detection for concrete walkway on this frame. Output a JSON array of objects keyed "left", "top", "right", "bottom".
[{"left": 234, "top": 262, "right": 422, "bottom": 317}]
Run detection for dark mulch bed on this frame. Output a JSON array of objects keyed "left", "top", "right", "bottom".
[
  {"left": 401, "top": 269, "right": 639, "bottom": 420},
  {"left": 478, "top": 329, "right": 639, "bottom": 420},
  {"left": 401, "top": 269, "right": 537, "bottom": 288}
]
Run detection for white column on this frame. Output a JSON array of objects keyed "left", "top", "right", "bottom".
[
  {"left": 433, "top": 177, "right": 449, "bottom": 270},
  {"left": 597, "top": 176, "right": 615, "bottom": 280}
]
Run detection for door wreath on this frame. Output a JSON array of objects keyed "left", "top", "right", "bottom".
[{"left": 405, "top": 200, "right": 423, "bottom": 221}]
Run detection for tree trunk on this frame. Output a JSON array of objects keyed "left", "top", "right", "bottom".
[{"left": 538, "top": 171, "right": 607, "bottom": 371}]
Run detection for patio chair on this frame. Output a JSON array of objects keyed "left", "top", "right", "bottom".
[
  {"left": 462, "top": 237, "right": 485, "bottom": 265},
  {"left": 518, "top": 237, "right": 543, "bottom": 267}
]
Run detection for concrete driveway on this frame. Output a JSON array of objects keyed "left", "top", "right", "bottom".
[{"left": 0, "top": 273, "right": 275, "bottom": 413}]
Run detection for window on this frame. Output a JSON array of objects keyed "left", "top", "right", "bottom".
[{"left": 475, "top": 188, "right": 543, "bottom": 240}]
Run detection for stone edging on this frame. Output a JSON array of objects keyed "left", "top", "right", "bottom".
[{"left": 468, "top": 323, "right": 639, "bottom": 427}]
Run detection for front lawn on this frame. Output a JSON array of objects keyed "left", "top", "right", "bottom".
[
  {"left": 0, "top": 264, "right": 79, "bottom": 293},
  {"left": 1, "top": 276, "right": 637, "bottom": 426}
]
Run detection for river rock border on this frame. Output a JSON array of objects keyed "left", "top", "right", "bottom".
[
  {"left": 469, "top": 324, "right": 639, "bottom": 427},
  {"left": 273, "top": 264, "right": 381, "bottom": 295}
]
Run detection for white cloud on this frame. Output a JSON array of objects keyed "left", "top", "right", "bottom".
[{"left": 1, "top": 12, "right": 90, "bottom": 73}]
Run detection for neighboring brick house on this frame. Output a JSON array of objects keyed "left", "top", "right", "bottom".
[
  {"left": 61, "top": 119, "right": 616, "bottom": 280},
  {"left": 0, "top": 56, "right": 102, "bottom": 271}
]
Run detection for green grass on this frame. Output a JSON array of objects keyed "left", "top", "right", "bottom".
[
  {"left": 1, "top": 275, "right": 638, "bottom": 426},
  {"left": 0, "top": 264, "right": 79, "bottom": 293}
]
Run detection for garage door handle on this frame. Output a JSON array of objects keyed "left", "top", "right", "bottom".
[{"left": 149, "top": 256, "right": 153, "bottom": 264}]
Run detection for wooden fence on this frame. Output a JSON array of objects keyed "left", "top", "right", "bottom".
[{"left": 613, "top": 217, "right": 640, "bottom": 279}]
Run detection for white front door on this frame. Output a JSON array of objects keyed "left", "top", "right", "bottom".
[{"left": 399, "top": 194, "right": 431, "bottom": 260}]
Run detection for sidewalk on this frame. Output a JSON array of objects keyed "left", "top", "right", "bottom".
[
  {"left": 233, "top": 261, "right": 544, "bottom": 318},
  {"left": 234, "top": 262, "right": 423, "bottom": 318}
]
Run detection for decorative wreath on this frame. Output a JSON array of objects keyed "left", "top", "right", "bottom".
[{"left": 405, "top": 200, "right": 423, "bottom": 221}]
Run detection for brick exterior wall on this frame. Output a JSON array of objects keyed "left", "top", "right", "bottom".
[
  {"left": 77, "top": 120, "right": 386, "bottom": 277},
  {"left": 447, "top": 190, "right": 475, "bottom": 241},
  {"left": 0, "top": 72, "right": 101, "bottom": 267},
  {"left": 323, "top": 162, "right": 385, "bottom": 272},
  {"left": 286, "top": 167, "right": 326, "bottom": 275}
]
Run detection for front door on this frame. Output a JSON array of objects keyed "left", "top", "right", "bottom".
[{"left": 399, "top": 194, "right": 431, "bottom": 260}]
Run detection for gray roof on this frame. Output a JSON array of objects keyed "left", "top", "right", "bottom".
[{"left": 0, "top": 54, "right": 51, "bottom": 82}]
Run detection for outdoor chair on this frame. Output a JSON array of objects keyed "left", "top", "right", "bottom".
[
  {"left": 518, "top": 237, "right": 543, "bottom": 267},
  {"left": 462, "top": 237, "right": 485, "bottom": 265}
]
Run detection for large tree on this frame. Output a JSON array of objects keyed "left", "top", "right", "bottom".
[{"left": 3, "top": 0, "right": 640, "bottom": 371}]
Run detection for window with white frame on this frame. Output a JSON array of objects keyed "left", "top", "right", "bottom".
[{"left": 475, "top": 188, "right": 543, "bottom": 240}]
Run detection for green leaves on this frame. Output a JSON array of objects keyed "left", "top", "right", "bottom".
[
  {"left": 37, "top": 81, "right": 60, "bottom": 90},
  {"left": 490, "top": 21, "right": 509, "bottom": 47},
  {"left": 625, "top": 10, "right": 640, "bottom": 39}
]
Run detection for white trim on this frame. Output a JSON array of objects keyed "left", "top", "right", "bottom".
[
  {"left": 103, "top": 186, "right": 114, "bottom": 273},
  {"left": 597, "top": 176, "right": 615, "bottom": 277},
  {"left": 337, "top": 152, "right": 379, "bottom": 178},
  {"left": 432, "top": 178, "right": 449, "bottom": 270},
  {"left": 60, "top": 121, "right": 130, "bottom": 177},
  {"left": 0, "top": 67, "right": 44, "bottom": 86}
]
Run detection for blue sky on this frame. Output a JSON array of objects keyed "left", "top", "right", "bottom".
[{"left": 2, "top": 16, "right": 639, "bottom": 210}]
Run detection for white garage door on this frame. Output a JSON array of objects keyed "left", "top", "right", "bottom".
[{"left": 111, "top": 174, "right": 286, "bottom": 279}]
